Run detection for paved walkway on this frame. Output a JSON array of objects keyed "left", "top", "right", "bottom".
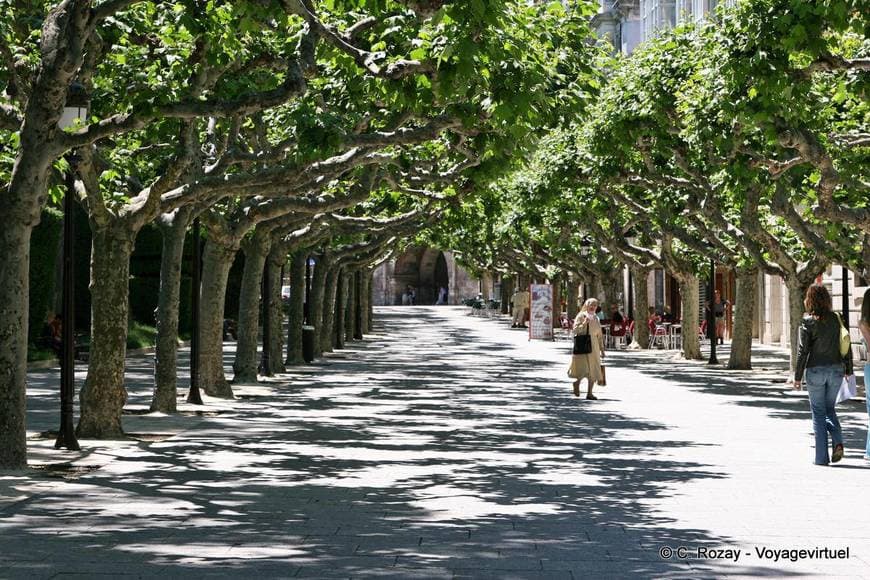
[{"left": 2, "top": 306, "right": 870, "bottom": 579}]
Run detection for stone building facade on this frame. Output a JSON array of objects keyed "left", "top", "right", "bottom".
[{"left": 371, "top": 247, "right": 480, "bottom": 306}]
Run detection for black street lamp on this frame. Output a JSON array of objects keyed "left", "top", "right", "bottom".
[
  {"left": 842, "top": 265, "right": 850, "bottom": 328},
  {"left": 707, "top": 257, "right": 718, "bottom": 365},
  {"left": 187, "top": 217, "right": 203, "bottom": 404},
  {"left": 304, "top": 256, "right": 313, "bottom": 325},
  {"left": 55, "top": 81, "right": 88, "bottom": 451}
]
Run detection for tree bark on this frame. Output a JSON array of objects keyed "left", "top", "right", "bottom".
[
  {"left": 77, "top": 225, "right": 134, "bottom": 439},
  {"left": 0, "top": 220, "right": 32, "bottom": 468},
  {"left": 677, "top": 273, "right": 703, "bottom": 360},
  {"left": 152, "top": 210, "right": 191, "bottom": 413},
  {"left": 365, "top": 269, "right": 374, "bottom": 333},
  {"left": 346, "top": 268, "right": 358, "bottom": 341},
  {"left": 335, "top": 269, "right": 348, "bottom": 349},
  {"left": 786, "top": 276, "right": 810, "bottom": 371},
  {"left": 600, "top": 268, "right": 622, "bottom": 312},
  {"left": 285, "top": 250, "right": 306, "bottom": 365},
  {"left": 727, "top": 268, "right": 758, "bottom": 370},
  {"left": 359, "top": 268, "right": 371, "bottom": 334},
  {"left": 321, "top": 264, "right": 339, "bottom": 354},
  {"left": 353, "top": 270, "right": 364, "bottom": 339},
  {"left": 233, "top": 233, "right": 271, "bottom": 383},
  {"left": 551, "top": 273, "right": 562, "bottom": 329},
  {"left": 310, "top": 253, "right": 328, "bottom": 357},
  {"left": 198, "top": 239, "right": 236, "bottom": 398},
  {"left": 566, "top": 274, "right": 580, "bottom": 321},
  {"left": 501, "top": 277, "right": 514, "bottom": 315},
  {"left": 632, "top": 268, "right": 650, "bottom": 349},
  {"left": 267, "top": 248, "right": 285, "bottom": 373}
]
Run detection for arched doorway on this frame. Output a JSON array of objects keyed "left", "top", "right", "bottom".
[
  {"left": 434, "top": 252, "right": 449, "bottom": 304},
  {"left": 370, "top": 247, "right": 479, "bottom": 305}
]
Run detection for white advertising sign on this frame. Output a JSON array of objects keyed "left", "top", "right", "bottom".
[{"left": 529, "top": 284, "right": 554, "bottom": 341}]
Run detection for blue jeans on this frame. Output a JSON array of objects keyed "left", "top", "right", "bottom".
[
  {"left": 865, "top": 364, "right": 870, "bottom": 459},
  {"left": 805, "top": 364, "right": 844, "bottom": 465}
]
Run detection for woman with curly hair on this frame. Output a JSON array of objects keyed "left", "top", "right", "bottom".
[{"left": 793, "top": 284, "right": 853, "bottom": 465}]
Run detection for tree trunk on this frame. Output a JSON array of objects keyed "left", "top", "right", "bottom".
[
  {"left": 786, "top": 276, "right": 809, "bottom": 371},
  {"left": 267, "top": 248, "right": 285, "bottom": 373},
  {"left": 335, "top": 269, "right": 348, "bottom": 349},
  {"left": 551, "top": 273, "right": 562, "bottom": 329},
  {"left": 633, "top": 268, "right": 650, "bottom": 349},
  {"left": 365, "top": 269, "right": 374, "bottom": 333},
  {"left": 359, "top": 268, "right": 372, "bottom": 334},
  {"left": 481, "top": 271, "right": 493, "bottom": 301},
  {"left": 321, "top": 264, "right": 339, "bottom": 354},
  {"left": 727, "top": 267, "right": 757, "bottom": 370},
  {"left": 77, "top": 225, "right": 134, "bottom": 438},
  {"left": 232, "top": 234, "right": 271, "bottom": 383},
  {"left": 354, "top": 270, "right": 364, "bottom": 339},
  {"left": 310, "top": 254, "right": 328, "bottom": 358},
  {"left": 501, "top": 277, "right": 514, "bottom": 315},
  {"left": 346, "top": 269, "right": 358, "bottom": 341},
  {"left": 198, "top": 239, "right": 236, "bottom": 398},
  {"left": 566, "top": 275, "right": 580, "bottom": 321},
  {"left": 0, "top": 221, "right": 32, "bottom": 468},
  {"left": 677, "top": 273, "right": 702, "bottom": 360},
  {"left": 152, "top": 211, "right": 190, "bottom": 413},
  {"left": 285, "top": 250, "right": 306, "bottom": 365},
  {"left": 600, "top": 269, "right": 622, "bottom": 312}
]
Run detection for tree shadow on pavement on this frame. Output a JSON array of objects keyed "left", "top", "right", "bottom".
[{"left": 4, "top": 308, "right": 815, "bottom": 578}]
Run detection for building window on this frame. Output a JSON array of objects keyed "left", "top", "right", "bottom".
[{"left": 641, "top": 0, "right": 676, "bottom": 40}]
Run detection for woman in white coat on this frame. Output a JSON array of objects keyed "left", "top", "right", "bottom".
[{"left": 568, "top": 298, "right": 606, "bottom": 399}]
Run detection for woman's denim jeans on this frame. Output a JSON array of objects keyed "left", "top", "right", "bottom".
[
  {"left": 805, "top": 364, "right": 844, "bottom": 465},
  {"left": 865, "top": 363, "right": 870, "bottom": 459}
]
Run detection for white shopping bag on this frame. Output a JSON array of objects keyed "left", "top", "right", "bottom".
[{"left": 836, "top": 375, "right": 857, "bottom": 404}]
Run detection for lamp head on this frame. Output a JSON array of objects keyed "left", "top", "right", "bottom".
[{"left": 59, "top": 81, "right": 89, "bottom": 130}]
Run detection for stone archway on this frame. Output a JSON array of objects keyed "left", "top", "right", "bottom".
[{"left": 370, "top": 247, "right": 478, "bottom": 305}]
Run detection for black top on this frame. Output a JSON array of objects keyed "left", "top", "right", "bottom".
[{"left": 794, "top": 312, "right": 853, "bottom": 382}]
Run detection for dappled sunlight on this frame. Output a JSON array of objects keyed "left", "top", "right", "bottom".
[{"left": 10, "top": 306, "right": 853, "bottom": 577}]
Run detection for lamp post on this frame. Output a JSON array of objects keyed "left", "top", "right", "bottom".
[
  {"left": 187, "top": 217, "right": 203, "bottom": 404},
  {"left": 304, "top": 256, "right": 314, "bottom": 325},
  {"left": 842, "top": 265, "right": 849, "bottom": 328},
  {"left": 55, "top": 82, "right": 88, "bottom": 451},
  {"left": 707, "top": 256, "right": 718, "bottom": 365}
]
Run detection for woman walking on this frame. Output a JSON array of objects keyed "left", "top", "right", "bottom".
[
  {"left": 569, "top": 298, "right": 606, "bottom": 400},
  {"left": 858, "top": 288, "right": 870, "bottom": 461},
  {"left": 792, "top": 285, "right": 853, "bottom": 465}
]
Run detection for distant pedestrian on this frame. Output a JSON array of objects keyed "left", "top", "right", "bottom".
[
  {"left": 436, "top": 286, "right": 448, "bottom": 305},
  {"left": 568, "top": 298, "right": 605, "bottom": 400},
  {"left": 792, "top": 285, "right": 853, "bottom": 465},
  {"left": 858, "top": 287, "right": 870, "bottom": 461},
  {"left": 511, "top": 288, "right": 530, "bottom": 328},
  {"left": 705, "top": 290, "right": 729, "bottom": 345}
]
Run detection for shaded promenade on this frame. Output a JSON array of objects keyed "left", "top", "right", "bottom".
[{"left": 2, "top": 306, "right": 869, "bottom": 578}]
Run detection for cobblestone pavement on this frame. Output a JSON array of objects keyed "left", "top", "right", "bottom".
[{"left": 2, "top": 306, "right": 869, "bottom": 579}]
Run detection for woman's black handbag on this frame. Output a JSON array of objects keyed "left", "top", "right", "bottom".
[{"left": 573, "top": 323, "right": 592, "bottom": 355}]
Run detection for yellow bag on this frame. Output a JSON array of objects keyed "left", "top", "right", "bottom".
[{"left": 835, "top": 313, "right": 851, "bottom": 358}]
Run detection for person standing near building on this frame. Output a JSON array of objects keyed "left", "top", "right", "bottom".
[
  {"left": 792, "top": 285, "right": 853, "bottom": 465},
  {"left": 511, "top": 288, "right": 530, "bottom": 328},
  {"left": 858, "top": 287, "right": 870, "bottom": 461}
]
